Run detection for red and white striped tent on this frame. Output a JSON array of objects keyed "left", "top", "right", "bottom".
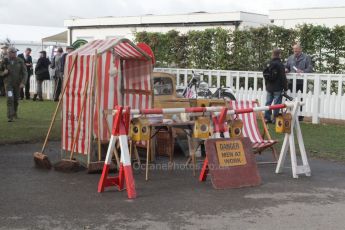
[{"left": 61, "top": 37, "right": 153, "bottom": 165}]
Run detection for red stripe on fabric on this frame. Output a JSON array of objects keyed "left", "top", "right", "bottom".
[
  {"left": 131, "top": 61, "right": 137, "bottom": 109},
  {"left": 65, "top": 55, "right": 74, "bottom": 150},
  {"left": 236, "top": 101, "right": 247, "bottom": 140},
  {"left": 62, "top": 55, "right": 72, "bottom": 150},
  {"left": 250, "top": 101, "right": 264, "bottom": 143},
  {"left": 69, "top": 56, "right": 79, "bottom": 151},
  {"left": 82, "top": 55, "right": 91, "bottom": 154},
  {"left": 114, "top": 45, "right": 130, "bottom": 58},
  {"left": 81, "top": 40, "right": 102, "bottom": 55},
  {"left": 245, "top": 100, "right": 259, "bottom": 143},
  {"left": 125, "top": 61, "right": 130, "bottom": 107},
  {"left": 94, "top": 55, "right": 103, "bottom": 140},
  {"left": 87, "top": 56, "right": 96, "bottom": 154},
  {"left": 121, "top": 43, "right": 142, "bottom": 58},
  {"left": 117, "top": 44, "right": 136, "bottom": 58},
  {"left": 102, "top": 51, "right": 111, "bottom": 140},
  {"left": 75, "top": 55, "right": 84, "bottom": 153},
  {"left": 77, "top": 40, "right": 96, "bottom": 54},
  {"left": 114, "top": 47, "right": 127, "bottom": 58}
]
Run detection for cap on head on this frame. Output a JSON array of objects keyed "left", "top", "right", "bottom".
[{"left": 7, "top": 46, "right": 17, "bottom": 53}]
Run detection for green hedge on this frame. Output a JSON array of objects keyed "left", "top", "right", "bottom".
[{"left": 135, "top": 24, "right": 345, "bottom": 73}]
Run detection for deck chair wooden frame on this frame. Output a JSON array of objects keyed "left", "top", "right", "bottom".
[{"left": 229, "top": 100, "right": 278, "bottom": 163}]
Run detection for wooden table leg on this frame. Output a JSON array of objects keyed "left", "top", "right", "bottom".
[{"left": 145, "top": 129, "right": 151, "bottom": 181}]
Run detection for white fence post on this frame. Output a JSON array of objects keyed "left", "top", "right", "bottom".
[{"left": 312, "top": 75, "right": 321, "bottom": 124}]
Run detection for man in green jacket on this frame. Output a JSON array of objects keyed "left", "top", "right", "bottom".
[{"left": 0, "top": 47, "right": 27, "bottom": 122}]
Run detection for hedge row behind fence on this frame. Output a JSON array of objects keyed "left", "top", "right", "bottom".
[{"left": 134, "top": 24, "right": 345, "bottom": 74}]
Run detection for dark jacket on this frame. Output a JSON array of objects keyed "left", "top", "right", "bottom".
[
  {"left": 0, "top": 57, "right": 27, "bottom": 87},
  {"left": 265, "top": 57, "right": 288, "bottom": 93},
  {"left": 35, "top": 57, "right": 51, "bottom": 81},
  {"left": 18, "top": 53, "right": 33, "bottom": 76},
  {"left": 60, "top": 53, "right": 68, "bottom": 73}
]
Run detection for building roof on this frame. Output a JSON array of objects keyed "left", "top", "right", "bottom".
[
  {"left": 64, "top": 11, "right": 268, "bottom": 28},
  {"left": 269, "top": 6, "right": 345, "bottom": 20}
]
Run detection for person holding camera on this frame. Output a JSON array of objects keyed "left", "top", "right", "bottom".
[{"left": 0, "top": 46, "right": 27, "bottom": 122}]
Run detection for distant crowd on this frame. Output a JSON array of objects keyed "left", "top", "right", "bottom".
[{"left": 0, "top": 44, "right": 74, "bottom": 122}]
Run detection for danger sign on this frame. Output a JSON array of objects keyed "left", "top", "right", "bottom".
[
  {"left": 216, "top": 140, "right": 247, "bottom": 167},
  {"left": 205, "top": 137, "right": 261, "bottom": 189}
]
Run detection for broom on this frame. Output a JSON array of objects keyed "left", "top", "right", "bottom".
[
  {"left": 54, "top": 79, "right": 89, "bottom": 172},
  {"left": 34, "top": 56, "right": 78, "bottom": 169}
]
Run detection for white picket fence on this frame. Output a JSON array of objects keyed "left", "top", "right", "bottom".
[
  {"left": 29, "top": 76, "right": 55, "bottom": 100},
  {"left": 155, "top": 68, "right": 345, "bottom": 124},
  {"left": 29, "top": 68, "right": 345, "bottom": 124}
]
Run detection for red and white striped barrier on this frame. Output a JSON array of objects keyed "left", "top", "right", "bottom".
[
  {"left": 109, "top": 103, "right": 295, "bottom": 116},
  {"left": 98, "top": 106, "right": 136, "bottom": 199}
]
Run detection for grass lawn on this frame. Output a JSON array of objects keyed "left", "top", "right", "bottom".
[
  {"left": 0, "top": 97, "right": 61, "bottom": 144},
  {"left": 0, "top": 96, "right": 344, "bottom": 162},
  {"left": 264, "top": 122, "right": 345, "bottom": 162}
]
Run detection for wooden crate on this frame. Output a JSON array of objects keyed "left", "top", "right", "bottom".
[{"left": 156, "top": 129, "right": 174, "bottom": 157}]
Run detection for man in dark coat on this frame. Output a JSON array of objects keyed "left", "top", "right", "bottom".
[
  {"left": 18, "top": 48, "right": 33, "bottom": 100},
  {"left": 0, "top": 47, "right": 27, "bottom": 122},
  {"left": 263, "top": 48, "right": 288, "bottom": 123}
]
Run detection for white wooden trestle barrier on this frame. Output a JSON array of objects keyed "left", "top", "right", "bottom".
[{"left": 99, "top": 101, "right": 311, "bottom": 199}]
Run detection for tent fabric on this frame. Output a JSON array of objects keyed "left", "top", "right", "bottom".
[
  {"left": 41, "top": 31, "right": 68, "bottom": 43},
  {"left": 62, "top": 37, "right": 152, "bottom": 155},
  {"left": 69, "top": 38, "right": 151, "bottom": 58}
]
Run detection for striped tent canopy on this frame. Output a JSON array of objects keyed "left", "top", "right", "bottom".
[{"left": 62, "top": 37, "right": 153, "bottom": 158}]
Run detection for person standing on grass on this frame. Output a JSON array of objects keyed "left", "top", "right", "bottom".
[
  {"left": 51, "top": 47, "right": 64, "bottom": 101},
  {"left": 263, "top": 48, "right": 288, "bottom": 124},
  {"left": 285, "top": 43, "right": 313, "bottom": 121},
  {"left": 0, "top": 44, "right": 9, "bottom": 96},
  {"left": 0, "top": 47, "right": 27, "bottom": 122},
  {"left": 18, "top": 48, "right": 33, "bottom": 100},
  {"left": 33, "top": 51, "right": 50, "bottom": 101}
]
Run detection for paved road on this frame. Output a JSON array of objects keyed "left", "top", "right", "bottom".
[{"left": 1, "top": 142, "right": 345, "bottom": 230}]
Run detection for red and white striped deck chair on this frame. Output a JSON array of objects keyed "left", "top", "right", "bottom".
[{"left": 229, "top": 100, "right": 278, "bottom": 162}]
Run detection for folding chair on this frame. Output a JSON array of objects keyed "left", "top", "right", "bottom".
[{"left": 229, "top": 100, "right": 278, "bottom": 163}]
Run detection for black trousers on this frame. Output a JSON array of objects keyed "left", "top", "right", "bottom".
[
  {"left": 0, "top": 78, "right": 5, "bottom": 96},
  {"left": 20, "top": 75, "right": 31, "bottom": 99},
  {"left": 53, "top": 77, "right": 62, "bottom": 101}
]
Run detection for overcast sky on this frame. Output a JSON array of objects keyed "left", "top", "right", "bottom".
[{"left": 0, "top": 0, "right": 344, "bottom": 27}]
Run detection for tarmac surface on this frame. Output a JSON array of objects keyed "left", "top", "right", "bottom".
[{"left": 1, "top": 142, "right": 345, "bottom": 230}]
